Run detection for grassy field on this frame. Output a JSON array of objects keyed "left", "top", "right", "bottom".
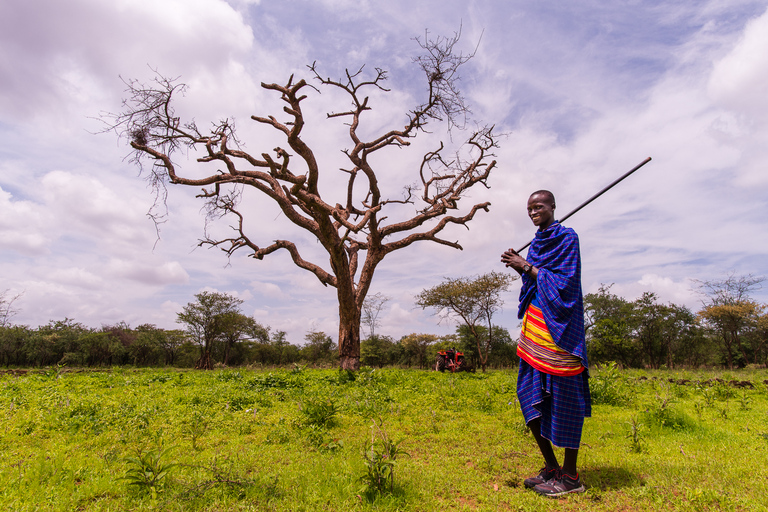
[{"left": 1, "top": 365, "right": 767, "bottom": 511}]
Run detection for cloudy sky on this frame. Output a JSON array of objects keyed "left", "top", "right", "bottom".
[{"left": 2, "top": 0, "right": 767, "bottom": 343}]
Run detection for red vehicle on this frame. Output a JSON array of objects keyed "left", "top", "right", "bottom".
[{"left": 434, "top": 348, "right": 474, "bottom": 372}]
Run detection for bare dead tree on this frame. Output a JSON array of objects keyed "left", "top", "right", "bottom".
[
  {"left": 362, "top": 292, "right": 391, "bottom": 339},
  {"left": 0, "top": 289, "right": 22, "bottom": 328},
  {"left": 104, "top": 30, "right": 498, "bottom": 370}
]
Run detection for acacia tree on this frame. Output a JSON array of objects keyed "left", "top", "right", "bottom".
[
  {"left": 177, "top": 291, "right": 244, "bottom": 369},
  {"left": 415, "top": 271, "right": 513, "bottom": 371},
  {"left": 696, "top": 273, "right": 765, "bottom": 369},
  {"left": 216, "top": 312, "right": 254, "bottom": 366},
  {"left": 399, "top": 333, "right": 438, "bottom": 369},
  {"left": 106, "top": 31, "right": 498, "bottom": 370}
]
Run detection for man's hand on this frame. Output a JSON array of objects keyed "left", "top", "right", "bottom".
[{"left": 501, "top": 248, "right": 526, "bottom": 272}]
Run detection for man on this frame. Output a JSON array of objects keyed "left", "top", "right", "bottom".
[{"left": 500, "top": 190, "right": 591, "bottom": 497}]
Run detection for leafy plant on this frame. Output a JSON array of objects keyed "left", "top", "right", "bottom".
[
  {"left": 360, "top": 419, "right": 408, "bottom": 494},
  {"left": 644, "top": 387, "right": 697, "bottom": 430},
  {"left": 738, "top": 390, "right": 752, "bottom": 410},
  {"left": 181, "top": 410, "right": 209, "bottom": 450},
  {"left": 299, "top": 396, "right": 339, "bottom": 428},
  {"left": 626, "top": 415, "right": 646, "bottom": 453},
  {"left": 122, "top": 446, "right": 177, "bottom": 494},
  {"left": 303, "top": 424, "right": 344, "bottom": 452},
  {"left": 266, "top": 417, "right": 291, "bottom": 444},
  {"left": 713, "top": 381, "right": 736, "bottom": 400},
  {"left": 216, "top": 370, "right": 244, "bottom": 382},
  {"left": 700, "top": 386, "right": 717, "bottom": 407},
  {"left": 227, "top": 392, "right": 255, "bottom": 411},
  {"left": 246, "top": 372, "right": 297, "bottom": 391},
  {"left": 693, "top": 400, "right": 705, "bottom": 420},
  {"left": 590, "top": 362, "right": 633, "bottom": 406}
]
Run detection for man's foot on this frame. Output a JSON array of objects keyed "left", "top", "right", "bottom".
[
  {"left": 533, "top": 471, "right": 585, "bottom": 497},
  {"left": 523, "top": 466, "right": 560, "bottom": 489}
]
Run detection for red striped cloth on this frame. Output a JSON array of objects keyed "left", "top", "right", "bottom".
[{"left": 517, "top": 303, "right": 584, "bottom": 377}]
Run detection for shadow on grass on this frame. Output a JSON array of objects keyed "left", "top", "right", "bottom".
[{"left": 583, "top": 466, "right": 644, "bottom": 491}]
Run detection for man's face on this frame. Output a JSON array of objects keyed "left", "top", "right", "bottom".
[{"left": 527, "top": 193, "right": 555, "bottom": 229}]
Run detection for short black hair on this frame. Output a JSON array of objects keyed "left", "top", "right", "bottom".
[{"left": 530, "top": 190, "right": 555, "bottom": 206}]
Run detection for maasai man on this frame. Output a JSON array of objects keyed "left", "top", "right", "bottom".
[{"left": 500, "top": 190, "right": 591, "bottom": 497}]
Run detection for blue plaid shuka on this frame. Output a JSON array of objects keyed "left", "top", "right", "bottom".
[{"left": 516, "top": 222, "right": 591, "bottom": 449}]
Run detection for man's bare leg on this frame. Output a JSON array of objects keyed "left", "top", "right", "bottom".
[
  {"left": 528, "top": 418, "right": 559, "bottom": 469},
  {"left": 563, "top": 448, "right": 579, "bottom": 477}
]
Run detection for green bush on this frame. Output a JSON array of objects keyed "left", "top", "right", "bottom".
[
  {"left": 590, "top": 362, "right": 634, "bottom": 406},
  {"left": 299, "top": 396, "right": 339, "bottom": 428}
]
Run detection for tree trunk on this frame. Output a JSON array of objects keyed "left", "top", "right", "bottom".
[
  {"left": 223, "top": 341, "right": 231, "bottom": 366},
  {"left": 734, "top": 330, "right": 749, "bottom": 367},
  {"left": 470, "top": 325, "right": 487, "bottom": 372},
  {"left": 722, "top": 328, "right": 734, "bottom": 370},
  {"left": 196, "top": 350, "right": 213, "bottom": 370},
  {"left": 331, "top": 243, "right": 377, "bottom": 371},
  {"left": 338, "top": 307, "right": 361, "bottom": 371}
]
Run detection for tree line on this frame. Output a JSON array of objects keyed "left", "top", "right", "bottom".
[
  {"left": 585, "top": 274, "right": 767, "bottom": 369},
  {"left": 1, "top": 272, "right": 765, "bottom": 370},
  {"left": 0, "top": 290, "right": 517, "bottom": 370}
]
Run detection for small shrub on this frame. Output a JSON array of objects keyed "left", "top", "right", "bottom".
[
  {"left": 147, "top": 373, "right": 172, "bottom": 384},
  {"left": 299, "top": 396, "right": 339, "bottom": 428},
  {"left": 643, "top": 392, "right": 697, "bottom": 431},
  {"left": 738, "top": 390, "right": 752, "bottom": 410},
  {"left": 122, "top": 446, "right": 177, "bottom": 495},
  {"left": 216, "top": 370, "right": 244, "bottom": 382},
  {"left": 700, "top": 386, "right": 717, "bottom": 407},
  {"left": 181, "top": 410, "right": 209, "bottom": 450},
  {"left": 246, "top": 373, "right": 296, "bottom": 391},
  {"left": 303, "top": 424, "right": 344, "bottom": 452},
  {"left": 227, "top": 393, "right": 255, "bottom": 411},
  {"left": 266, "top": 419, "right": 291, "bottom": 445},
  {"left": 360, "top": 419, "right": 408, "bottom": 495},
  {"left": 337, "top": 369, "right": 357, "bottom": 384},
  {"left": 626, "top": 415, "right": 646, "bottom": 453},
  {"left": 713, "top": 381, "right": 735, "bottom": 400},
  {"left": 590, "top": 362, "right": 633, "bottom": 406},
  {"left": 693, "top": 400, "right": 705, "bottom": 420}
]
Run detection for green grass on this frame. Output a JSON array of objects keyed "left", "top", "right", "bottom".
[{"left": 1, "top": 366, "right": 767, "bottom": 511}]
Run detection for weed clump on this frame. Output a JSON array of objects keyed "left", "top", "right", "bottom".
[
  {"left": 626, "top": 415, "right": 646, "bottom": 453},
  {"left": 246, "top": 372, "right": 300, "bottom": 391},
  {"left": 299, "top": 396, "right": 339, "bottom": 428},
  {"left": 642, "top": 386, "right": 698, "bottom": 431},
  {"left": 360, "top": 419, "right": 408, "bottom": 495},
  {"left": 122, "top": 446, "right": 177, "bottom": 496},
  {"left": 590, "top": 362, "right": 634, "bottom": 406}
]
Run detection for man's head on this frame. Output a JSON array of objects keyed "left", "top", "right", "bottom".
[{"left": 527, "top": 190, "right": 556, "bottom": 230}]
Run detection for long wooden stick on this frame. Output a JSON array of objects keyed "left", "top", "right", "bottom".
[{"left": 516, "top": 156, "right": 652, "bottom": 253}]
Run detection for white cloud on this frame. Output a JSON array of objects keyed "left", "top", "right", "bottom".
[
  {"left": 44, "top": 267, "right": 104, "bottom": 290},
  {"left": 40, "top": 171, "right": 150, "bottom": 242},
  {"left": 250, "top": 281, "right": 286, "bottom": 299},
  {"left": 107, "top": 259, "right": 190, "bottom": 286},
  {"left": 0, "top": 186, "right": 50, "bottom": 255},
  {"left": 709, "top": 7, "right": 768, "bottom": 120}
]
